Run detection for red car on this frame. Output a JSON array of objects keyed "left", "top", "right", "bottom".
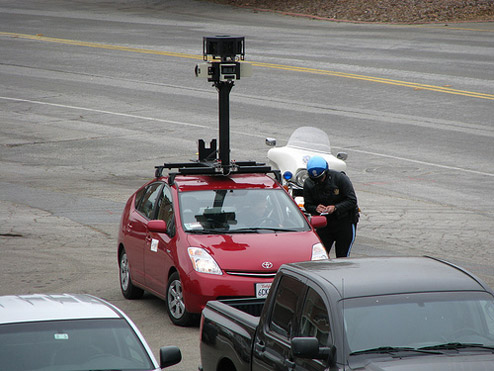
[{"left": 118, "top": 172, "right": 327, "bottom": 326}]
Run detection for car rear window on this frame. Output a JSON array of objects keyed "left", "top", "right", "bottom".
[{"left": 0, "top": 318, "right": 154, "bottom": 371}]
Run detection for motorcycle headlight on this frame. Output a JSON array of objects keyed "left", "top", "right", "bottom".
[
  {"left": 188, "top": 247, "right": 222, "bottom": 275},
  {"left": 311, "top": 242, "right": 328, "bottom": 261},
  {"left": 295, "top": 169, "right": 309, "bottom": 187}
]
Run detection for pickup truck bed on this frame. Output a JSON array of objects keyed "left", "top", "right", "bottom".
[{"left": 200, "top": 299, "right": 264, "bottom": 371}]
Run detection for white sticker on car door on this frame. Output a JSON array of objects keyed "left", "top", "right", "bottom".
[{"left": 150, "top": 239, "right": 159, "bottom": 252}]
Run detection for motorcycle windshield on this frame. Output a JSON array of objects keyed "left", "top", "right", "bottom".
[{"left": 286, "top": 126, "right": 331, "bottom": 153}]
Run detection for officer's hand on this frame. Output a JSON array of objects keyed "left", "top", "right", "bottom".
[
  {"left": 316, "top": 204, "right": 326, "bottom": 213},
  {"left": 326, "top": 205, "right": 336, "bottom": 214}
]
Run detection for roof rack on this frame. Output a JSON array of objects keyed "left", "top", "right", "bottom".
[{"left": 155, "top": 159, "right": 281, "bottom": 186}]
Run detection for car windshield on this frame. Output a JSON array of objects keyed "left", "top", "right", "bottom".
[
  {"left": 286, "top": 126, "right": 331, "bottom": 153},
  {"left": 179, "top": 188, "right": 310, "bottom": 233},
  {"left": 344, "top": 291, "right": 494, "bottom": 355},
  {"left": 0, "top": 318, "right": 155, "bottom": 371}
]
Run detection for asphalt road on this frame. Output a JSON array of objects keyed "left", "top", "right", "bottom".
[{"left": 1, "top": 1, "right": 493, "bottom": 369}]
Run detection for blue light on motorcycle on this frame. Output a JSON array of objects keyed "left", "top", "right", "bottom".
[{"left": 283, "top": 171, "right": 293, "bottom": 181}]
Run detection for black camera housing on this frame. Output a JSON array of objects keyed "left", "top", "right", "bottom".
[{"left": 203, "top": 36, "right": 245, "bottom": 62}]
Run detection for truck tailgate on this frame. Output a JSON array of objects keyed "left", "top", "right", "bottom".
[{"left": 200, "top": 299, "right": 263, "bottom": 371}]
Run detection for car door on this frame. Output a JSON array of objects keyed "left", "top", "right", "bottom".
[
  {"left": 144, "top": 184, "right": 176, "bottom": 296},
  {"left": 126, "top": 182, "right": 163, "bottom": 286},
  {"left": 253, "top": 275, "right": 307, "bottom": 370},
  {"left": 254, "top": 277, "right": 335, "bottom": 371}
]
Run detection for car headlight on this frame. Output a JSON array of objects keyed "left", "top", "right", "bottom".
[
  {"left": 311, "top": 242, "right": 328, "bottom": 261},
  {"left": 187, "top": 247, "right": 222, "bottom": 275},
  {"left": 295, "top": 169, "right": 309, "bottom": 187}
]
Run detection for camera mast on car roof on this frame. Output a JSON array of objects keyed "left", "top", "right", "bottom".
[{"left": 155, "top": 36, "right": 280, "bottom": 185}]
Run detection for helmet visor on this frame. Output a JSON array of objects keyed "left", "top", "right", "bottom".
[{"left": 308, "top": 169, "right": 326, "bottom": 181}]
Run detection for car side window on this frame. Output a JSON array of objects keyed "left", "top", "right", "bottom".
[
  {"left": 134, "top": 187, "right": 146, "bottom": 209},
  {"left": 136, "top": 183, "right": 162, "bottom": 219},
  {"left": 269, "top": 276, "right": 306, "bottom": 339},
  {"left": 299, "top": 288, "right": 331, "bottom": 346},
  {"left": 156, "top": 185, "right": 175, "bottom": 237}
]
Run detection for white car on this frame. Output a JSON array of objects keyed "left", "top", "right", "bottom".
[
  {"left": 0, "top": 293, "right": 181, "bottom": 371},
  {"left": 266, "top": 126, "right": 348, "bottom": 198}
]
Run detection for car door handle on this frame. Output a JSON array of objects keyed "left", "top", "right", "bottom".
[
  {"left": 284, "top": 358, "right": 295, "bottom": 370},
  {"left": 254, "top": 340, "right": 265, "bottom": 355}
]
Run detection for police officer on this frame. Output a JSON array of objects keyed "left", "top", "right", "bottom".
[{"left": 303, "top": 156, "right": 359, "bottom": 258}]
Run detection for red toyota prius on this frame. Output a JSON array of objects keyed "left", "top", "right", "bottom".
[{"left": 118, "top": 172, "right": 327, "bottom": 326}]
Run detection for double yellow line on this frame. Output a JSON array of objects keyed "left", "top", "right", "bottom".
[
  {"left": 252, "top": 61, "right": 494, "bottom": 100},
  {"left": 0, "top": 32, "right": 201, "bottom": 60},
  {"left": 2, "top": 31, "right": 493, "bottom": 101}
]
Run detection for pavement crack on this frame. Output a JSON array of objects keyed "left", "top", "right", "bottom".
[{"left": 0, "top": 232, "right": 24, "bottom": 238}]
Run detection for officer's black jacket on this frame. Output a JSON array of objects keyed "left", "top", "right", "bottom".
[{"left": 303, "top": 169, "right": 358, "bottom": 224}]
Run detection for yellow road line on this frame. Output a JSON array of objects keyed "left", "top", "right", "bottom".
[
  {"left": 0, "top": 32, "right": 201, "bottom": 60},
  {"left": 2, "top": 31, "right": 493, "bottom": 101},
  {"left": 252, "top": 62, "right": 494, "bottom": 100}
]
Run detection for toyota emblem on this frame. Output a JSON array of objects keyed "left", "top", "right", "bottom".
[{"left": 262, "top": 262, "right": 273, "bottom": 269}]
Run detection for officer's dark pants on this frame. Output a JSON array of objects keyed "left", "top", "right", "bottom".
[{"left": 317, "top": 222, "right": 356, "bottom": 258}]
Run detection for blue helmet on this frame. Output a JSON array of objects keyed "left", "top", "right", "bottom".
[{"left": 307, "top": 156, "right": 328, "bottom": 180}]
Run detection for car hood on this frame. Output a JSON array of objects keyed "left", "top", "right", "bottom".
[
  {"left": 349, "top": 353, "right": 494, "bottom": 370},
  {"left": 186, "top": 231, "right": 321, "bottom": 272}
]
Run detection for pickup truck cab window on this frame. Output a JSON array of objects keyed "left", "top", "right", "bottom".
[
  {"left": 299, "top": 287, "right": 331, "bottom": 346},
  {"left": 269, "top": 275, "right": 306, "bottom": 339}
]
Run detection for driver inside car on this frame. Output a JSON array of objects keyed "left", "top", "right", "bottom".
[{"left": 242, "top": 194, "right": 282, "bottom": 228}]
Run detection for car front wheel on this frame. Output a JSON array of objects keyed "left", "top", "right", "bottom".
[
  {"left": 119, "top": 249, "right": 144, "bottom": 299},
  {"left": 166, "top": 272, "right": 194, "bottom": 326}
]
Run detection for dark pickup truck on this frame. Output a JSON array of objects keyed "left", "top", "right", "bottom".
[{"left": 199, "top": 256, "right": 494, "bottom": 370}]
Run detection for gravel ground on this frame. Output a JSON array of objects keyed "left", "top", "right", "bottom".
[{"left": 207, "top": 0, "right": 494, "bottom": 23}]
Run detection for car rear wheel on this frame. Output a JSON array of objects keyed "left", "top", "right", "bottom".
[
  {"left": 119, "top": 249, "right": 144, "bottom": 299},
  {"left": 166, "top": 272, "right": 194, "bottom": 326}
]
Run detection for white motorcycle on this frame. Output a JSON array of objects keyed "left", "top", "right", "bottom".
[{"left": 266, "top": 126, "right": 348, "bottom": 207}]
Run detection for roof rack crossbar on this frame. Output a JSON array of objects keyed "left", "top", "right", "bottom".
[
  {"left": 161, "top": 162, "right": 281, "bottom": 185},
  {"left": 175, "top": 167, "right": 218, "bottom": 175},
  {"left": 163, "top": 162, "right": 212, "bottom": 169}
]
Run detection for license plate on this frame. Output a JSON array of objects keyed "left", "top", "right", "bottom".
[{"left": 255, "top": 283, "right": 272, "bottom": 299}]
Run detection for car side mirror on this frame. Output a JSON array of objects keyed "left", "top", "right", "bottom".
[
  {"left": 159, "top": 345, "right": 182, "bottom": 368},
  {"left": 291, "top": 337, "right": 336, "bottom": 366},
  {"left": 336, "top": 151, "right": 348, "bottom": 161},
  {"left": 148, "top": 219, "right": 167, "bottom": 233},
  {"left": 265, "top": 137, "right": 277, "bottom": 147},
  {"left": 309, "top": 215, "right": 327, "bottom": 229}
]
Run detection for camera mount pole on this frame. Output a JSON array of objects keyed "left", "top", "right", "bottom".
[
  {"left": 215, "top": 80, "right": 234, "bottom": 168},
  {"left": 160, "top": 36, "right": 280, "bottom": 181}
]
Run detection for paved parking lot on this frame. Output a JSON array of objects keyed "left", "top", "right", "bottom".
[{"left": 1, "top": 1, "right": 493, "bottom": 369}]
